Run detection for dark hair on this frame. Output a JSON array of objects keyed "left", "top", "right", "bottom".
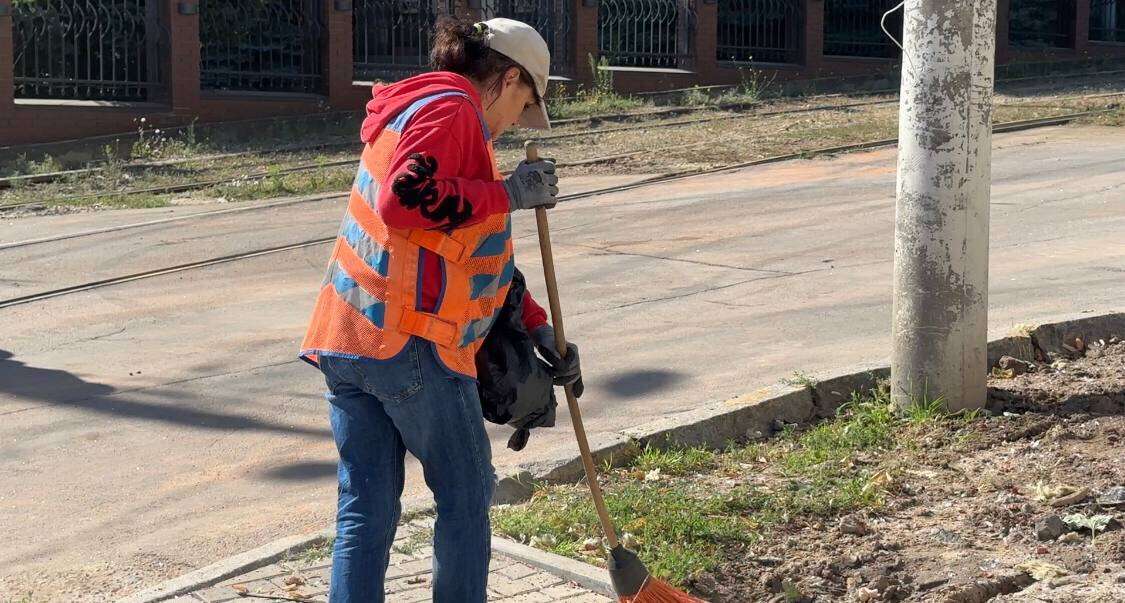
[{"left": 430, "top": 18, "right": 540, "bottom": 103}]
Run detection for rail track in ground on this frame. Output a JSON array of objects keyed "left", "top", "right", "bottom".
[{"left": 0, "top": 106, "right": 1115, "bottom": 310}]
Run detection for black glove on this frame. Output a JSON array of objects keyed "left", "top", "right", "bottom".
[{"left": 531, "top": 325, "right": 584, "bottom": 398}]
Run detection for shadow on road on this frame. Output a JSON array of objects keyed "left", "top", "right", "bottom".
[
  {"left": 0, "top": 350, "right": 329, "bottom": 437},
  {"left": 260, "top": 460, "right": 338, "bottom": 482},
  {"left": 598, "top": 368, "right": 688, "bottom": 398}
]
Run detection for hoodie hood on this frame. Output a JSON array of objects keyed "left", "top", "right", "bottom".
[{"left": 360, "top": 72, "right": 483, "bottom": 144}]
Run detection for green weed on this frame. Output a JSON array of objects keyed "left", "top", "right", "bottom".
[
  {"left": 392, "top": 526, "right": 434, "bottom": 556},
  {"left": 682, "top": 86, "right": 711, "bottom": 107},
  {"left": 781, "top": 371, "right": 818, "bottom": 389},
  {"left": 632, "top": 444, "right": 717, "bottom": 476},
  {"left": 493, "top": 480, "right": 755, "bottom": 584},
  {"left": 291, "top": 536, "right": 335, "bottom": 566},
  {"left": 492, "top": 385, "right": 981, "bottom": 587}
]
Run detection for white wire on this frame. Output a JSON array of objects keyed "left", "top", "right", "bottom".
[{"left": 882, "top": 1, "right": 916, "bottom": 74}]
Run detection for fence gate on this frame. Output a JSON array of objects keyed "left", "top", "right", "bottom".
[
  {"left": 1090, "top": 0, "right": 1124, "bottom": 42},
  {"left": 484, "top": 0, "right": 574, "bottom": 73},
  {"left": 1009, "top": 0, "right": 1073, "bottom": 48},
  {"left": 823, "top": 0, "right": 902, "bottom": 58},
  {"left": 717, "top": 0, "right": 803, "bottom": 64},
  {"left": 12, "top": 0, "right": 162, "bottom": 101},
  {"left": 353, "top": 0, "right": 438, "bottom": 81},
  {"left": 598, "top": 0, "right": 696, "bottom": 68},
  {"left": 200, "top": 0, "right": 326, "bottom": 93}
]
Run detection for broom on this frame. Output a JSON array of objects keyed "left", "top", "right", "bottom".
[{"left": 527, "top": 142, "right": 706, "bottom": 603}]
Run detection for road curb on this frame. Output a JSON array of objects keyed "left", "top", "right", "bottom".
[
  {"left": 131, "top": 312, "right": 1123, "bottom": 601},
  {"left": 117, "top": 530, "right": 332, "bottom": 603},
  {"left": 491, "top": 536, "right": 615, "bottom": 598}
]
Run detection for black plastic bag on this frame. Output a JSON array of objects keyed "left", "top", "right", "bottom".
[{"left": 475, "top": 268, "right": 557, "bottom": 451}]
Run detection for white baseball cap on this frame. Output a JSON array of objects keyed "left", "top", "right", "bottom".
[{"left": 479, "top": 18, "right": 551, "bottom": 130}]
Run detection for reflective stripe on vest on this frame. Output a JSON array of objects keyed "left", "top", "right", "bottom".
[{"left": 300, "top": 91, "right": 512, "bottom": 377}]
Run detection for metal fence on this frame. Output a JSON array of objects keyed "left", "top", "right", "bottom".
[
  {"left": 200, "top": 0, "right": 326, "bottom": 93},
  {"left": 1091, "top": 0, "right": 1125, "bottom": 42},
  {"left": 484, "top": 0, "right": 574, "bottom": 72},
  {"left": 353, "top": 0, "right": 437, "bottom": 81},
  {"left": 823, "top": 0, "right": 902, "bottom": 58},
  {"left": 717, "top": 0, "right": 803, "bottom": 64},
  {"left": 598, "top": 0, "right": 696, "bottom": 68},
  {"left": 12, "top": 0, "right": 161, "bottom": 101},
  {"left": 1009, "top": 0, "right": 1072, "bottom": 48}
]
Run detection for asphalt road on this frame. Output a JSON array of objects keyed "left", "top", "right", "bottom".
[{"left": 1, "top": 126, "right": 1122, "bottom": 600}]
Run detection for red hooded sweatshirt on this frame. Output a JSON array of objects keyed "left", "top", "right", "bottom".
[{"left": 360, "top": 72, "right": 547, "bottom": 332}]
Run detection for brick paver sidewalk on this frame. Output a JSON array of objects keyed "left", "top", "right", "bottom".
[{"left": 174, "top": 519, "right": 612, "bottom": 603}]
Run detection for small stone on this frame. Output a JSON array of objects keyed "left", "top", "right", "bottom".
[
  {"left": 870, "top": 575, "right": 893, "bottom": 592},
  {"left": 1058, "top": 532, "right": 1083, "bottom": 544},
  {"left": 1048, "top": 575, "right": 1078, "bottom": 588},
  {"left": 839, "top": 516, "right": 870, "bottom": 536},
  {"left": 1037, "top": 515, "right": 1070, "bottom": 541},
  {"left": 932, "top": 528, "right": 961, "bottom": 545},
  {"left": 1097, "top": 486, "right": 1125, "bottom": 507},
  {"left": 1050, "top": 487, "right": 1091, "bottom": 507},
  {"left": 855, "top": 586, "right": 879, "bottom": 602},
  {"left": 1116, "top": 573, "right": 1125, "bottom": 584},
  {"left": 999, "top": 356, "right": 1035, "bottom": 375}
]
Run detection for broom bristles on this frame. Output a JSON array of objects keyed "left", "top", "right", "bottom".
[{"left": 619, "top": 575, "right": 708, "bottom": 603}]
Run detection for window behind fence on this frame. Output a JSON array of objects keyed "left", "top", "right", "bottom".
[
  {"left": 353, "top": 0, "right": 437, "bottom": 82},
  {"left": 12, "top": 0, "right": 161, "bottom": 102},
  {"left": 200, "top": 0, "right": 326, "bottom": 94},
  {"left": 717, "top": 0, "right": 803, "bottom": 64},
  {"left": 823, "top": 0, "right": 902, "bottom": 59},
  {"left": 1090, "top": 0, "right": 1124, "bottom": 43},
  {"left": 1009, "top": 0, "right": 1072, "bottom": 48},
  {"left": 598, "top": 0, "right": 696, "bottom": 68}
]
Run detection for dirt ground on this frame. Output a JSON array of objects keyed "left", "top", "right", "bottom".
[{"left": 696, "top": 342, "right": 1125, "bottom": 602}]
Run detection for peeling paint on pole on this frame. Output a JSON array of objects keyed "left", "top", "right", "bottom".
[{"left": 891, "top": 0, "right": 996, "bottom": 412}]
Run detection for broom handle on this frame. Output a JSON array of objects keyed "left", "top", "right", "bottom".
[{"left": 527, "top": 142, "right": 620, "bottom": 550}]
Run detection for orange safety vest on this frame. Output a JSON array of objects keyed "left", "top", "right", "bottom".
[{"left": 300, "top": 91, "right": 514, "bottom": 378}]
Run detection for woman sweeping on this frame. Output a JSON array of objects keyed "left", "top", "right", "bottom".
[{"left": 298, "top": 17, "right": 581, "bottom": 603}]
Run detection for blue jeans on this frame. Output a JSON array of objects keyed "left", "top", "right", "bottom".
[{"left": 319, "top": 338, "right": 495, "bottom": 602}]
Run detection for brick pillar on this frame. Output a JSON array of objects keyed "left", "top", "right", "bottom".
[
  {"left": 572, "top": 0, "right": 599, "bottom": 89},
  {"left": 163, "top": 0, "right": 201, "bottom": 114},
  {"left": 695, "top": 0, "right": 718, "bottom": 79},
  {"left": 324, "top": 0, "right": 354, "bottom": 107},
  {"left": 995, "top": 0, "right": 1011, "bottom": 65},
  {"left": 0, "top": 1, "right": 14, "bottom": 119},
  {"left": 1072, "top": 0, "right": 1091, "bottom": 53},
  {"left": 804, "top": 0, "right": 825, "bottom": 72}
]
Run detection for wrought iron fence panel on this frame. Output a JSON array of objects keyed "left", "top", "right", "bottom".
[
  {"left": 483, "top": 0, "right": 574, "bottom": 72},
  {"left": 200, "top": 0, "right": 326, "bottom": 93},
  {"left": 598, "top": 0, "right": 696, "bottom": 68},
  {"left": 1009, "top": 0, "right": 1072, "bottom": 48},
  {"left": 716, "top": 0, "right": 803, "bottom": 64},
  {"left": 12, "top": 0, "right": 161, "bottom": 101},
  {"left": 1090, "top": 0, "right": 1124, "bottom": 42},
  {"left": 353, "top": 0, "right": 438, "bottom": 81},
  {"left": 823, "top": 0, "right": 902, "bottom": 58}
]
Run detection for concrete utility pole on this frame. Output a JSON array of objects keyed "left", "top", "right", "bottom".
[{"left": 891, "top": 0, "right": 997, "bottom": 412}]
